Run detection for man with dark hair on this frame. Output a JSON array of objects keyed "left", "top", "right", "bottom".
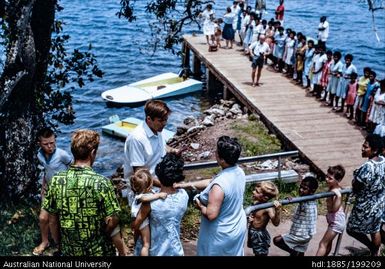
[
  {"left": 41, "top": 129, "right": 121, "bottom": 256},
  {"left": 317, "top": 16, "right": 329, "bottom": 48},
  {"left": 124, "top": 100, "right": 184, "bottom": 204}
]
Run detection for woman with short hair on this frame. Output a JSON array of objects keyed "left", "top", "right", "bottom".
[
  {"left": 346, "top": 134, "right": 385, "bottom": 256},
  {"left": 182, "top": 136, "right": 247, "bottom": 255},
  {"left": 132, "top": 153, "right": 189, "bottom": 256}
]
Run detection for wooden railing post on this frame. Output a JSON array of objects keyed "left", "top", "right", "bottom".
[
  {"left": 207, "top": 70, "right": 215, "bottom": 96},
  {"left": 193, "top": 54, "right": 201, "bottom": 78},
  {"left": 223, "top": 85, "right": 228, "bottom": 100},
  {"left": 182, "top": 42, "right": 190, "bottom": 69}
]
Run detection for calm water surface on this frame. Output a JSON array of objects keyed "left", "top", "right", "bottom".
[{"left": 58, "top": 0, "right": 385, "bottom": 176}]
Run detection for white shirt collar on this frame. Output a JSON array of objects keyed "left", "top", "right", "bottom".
[{"left": 143, "top": 121, "right": 157, "bottom": 138}]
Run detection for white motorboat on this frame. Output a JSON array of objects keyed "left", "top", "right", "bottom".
[{"left": 101, "top": 72, "right": 203, "bottom": 105}]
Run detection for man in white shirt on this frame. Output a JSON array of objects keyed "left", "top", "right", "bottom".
[
  {"left": 249, "top": 35, "right": 271, "bottom": 87},
  {"left": 123, "top": 100, "right": 182, "bottom": 204},
  {"left": 317, "top": 16, "right": 329, "bottom": 49}
]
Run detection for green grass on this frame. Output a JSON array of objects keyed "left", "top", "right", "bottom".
[
  {"left": 231, "top": 120, "right": 281, "bottom": 156},
  {"left": 184, "top": 167, "right": 220, "bottom": 181},
  {"left": 0, "top": 201, "right": 40, "bottom": 256},
  {"left": 229, "top": 116, "right": 299, "bottom": 213},
  {"left": 181, "top": 205, "right": 200, "bottom": 240}
]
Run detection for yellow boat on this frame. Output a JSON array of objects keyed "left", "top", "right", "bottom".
[{"left": 102, "top": 116, "right": 175, "bottom": 141}]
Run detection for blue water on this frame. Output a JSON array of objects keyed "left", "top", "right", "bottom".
[
  {"left": 57, "top": 0, "right": 385, "bottom": 176},
  {"left": 57, "top": 0, "right": 205, "bottom": 175}
]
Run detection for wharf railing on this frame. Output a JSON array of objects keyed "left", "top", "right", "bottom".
[
  {"left": 183, "top": 150, "right": 353, "bottom": 255},
  {"left": 245, "top": 188, "right": 353, "bottom": 256},
  {"left": 184, "top": 150, "right": 299, "bottom": 183}
]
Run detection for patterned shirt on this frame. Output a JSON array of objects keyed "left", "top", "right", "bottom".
[
  {"left": 347, "top": 157, "right": 385, "bottom": 234},
  {"left": 289, "top": 201, "right": 317, "bottom": 239},
  {"left": 42, "top": 166, "right": 121, "bottom": 256}
]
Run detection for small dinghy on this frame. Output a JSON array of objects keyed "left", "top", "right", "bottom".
[{"left": 102, "top": 115, "right": 175, "bottom": 141}]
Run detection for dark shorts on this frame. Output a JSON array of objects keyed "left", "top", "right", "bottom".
[
  {"left": 247, "top": 227, "right": 271, "bottom": 255},
  {"left": 252, "top": 56, "right": 264, "bottom": 69}
]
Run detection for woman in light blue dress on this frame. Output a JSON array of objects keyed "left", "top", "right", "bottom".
[
  {"left": 272, "top": 27, "right": 286, "bottom": 72},
  {"left": 193, "top": 136, "right": 247, "bottom": 256},
  {"left": 335, "top": 54, "right": 357, "bottom": 112},
  {"left": 302, "top": 39, "right": 315, "bottom": 88},
  {"left": 132, "top": 153, "right": 189, "bottom": 256}
]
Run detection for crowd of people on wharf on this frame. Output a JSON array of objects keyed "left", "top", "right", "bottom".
[
  {"left": 200, "top": 0, "right": 385, "bottom": 134},
  {"left": 33, "top": 99, "right": 385, "bottom": 256}
]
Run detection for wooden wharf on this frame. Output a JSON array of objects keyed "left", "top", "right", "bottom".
[{"left": 183, "top": 35, "right": 367, "bottom": 187}]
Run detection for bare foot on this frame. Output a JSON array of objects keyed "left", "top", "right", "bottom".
[{"left": 33, "top": 242, "right": 50, "bottom": 256}]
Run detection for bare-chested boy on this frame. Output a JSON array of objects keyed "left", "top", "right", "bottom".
[
  {"left": 247, "top": 181, "right": 281, "bottom": 256},
  {"left": 316, "top": 165, "right": 345, "bottom": 256}
]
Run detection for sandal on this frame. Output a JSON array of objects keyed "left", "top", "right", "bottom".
[{"left": 33, "top": 243, "right": 50, "bottom": 256}]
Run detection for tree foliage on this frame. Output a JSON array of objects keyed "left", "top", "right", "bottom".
[
  {"left": 117, "top": 0, "right": 214, "bottom": 53},
  {"left": 0, "top": 0, "right": 102, "bottom": 200}
]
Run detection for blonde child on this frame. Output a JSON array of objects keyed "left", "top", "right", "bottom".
[
  {"left": 316, "top": 165, "right": 346, "bottom": 256},
  {"left": 130, "top": 169, "right": 167, "bottom": 256},
  {"left": 247, "top": 181, "right": 281, "bottom": 256},
  {"left": 273, "top": 176, "right": 318, "bottom": 256}
]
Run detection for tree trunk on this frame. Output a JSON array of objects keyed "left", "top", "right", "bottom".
[{"left": 0, "top": 0, "right": 56, "bottom": 200}]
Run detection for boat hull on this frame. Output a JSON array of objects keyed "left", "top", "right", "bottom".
[{"left": 101, "top": 72, "right": 203, "bottom": 104}]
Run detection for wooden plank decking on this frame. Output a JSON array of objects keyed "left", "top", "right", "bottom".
[{"left": 184, "top": 35, "right": 366, "bottom": 187}]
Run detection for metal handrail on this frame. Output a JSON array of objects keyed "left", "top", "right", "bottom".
[
  {"left": 244, "top": 188, "right": 352, "bottom": 215},
  {"left": 184, "top": 150, "right": 299, "bottom": 170},
  {"left": 244, "top": 188, "right": 353, "bottom": 256}
]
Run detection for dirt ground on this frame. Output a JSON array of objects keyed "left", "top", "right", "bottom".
[{"left": 178, "top": 116, "right": 247, "bottom": 163}]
